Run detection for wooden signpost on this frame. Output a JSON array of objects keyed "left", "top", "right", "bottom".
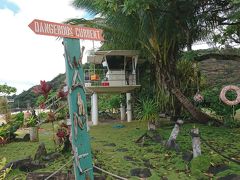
[
  {"left": 28, "top": 19, "right": 104, "bottom": 41},
  {"left": 29, "top": 19, "right": 104, "bottom": 180}
]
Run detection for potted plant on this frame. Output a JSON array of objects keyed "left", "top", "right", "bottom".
[{"left": 26, "top": 115, "right": 39, "bottom": 142}]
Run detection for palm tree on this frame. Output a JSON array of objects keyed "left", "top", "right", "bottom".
[{"left": 67, "top": 0, "right": 235, "bottom": 125}]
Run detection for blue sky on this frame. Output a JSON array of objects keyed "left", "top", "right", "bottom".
[
  {"left": 0, "top": 0, "right": 19, "bottom": 13},
  {"left": 0, "top": 0, "right": 101, "bottom": 95}
]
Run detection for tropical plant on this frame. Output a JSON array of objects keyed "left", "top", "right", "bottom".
[
  {"left": 32, "top": 80, "right": 52, "bottom": 99},
  {"left": 156, "top": 87, "right": 170, "bottom": 114},
  {"left": 0, "top": 157, "right": 11, "bottom": 179},
  {"left": 69, "top": 0, "right": 236, "bottom": 125},
  {"left": 0, "top": 113, "right": 23, "bottom": 139},
  {"left": 25, "top": 115, "right": 38, "bottom": 127},
  {"left": 136, "top": 98, "right": 159, "bottom": 125},
  {"left": 12, "top": 112, "right": 24, "bottom": 125}
]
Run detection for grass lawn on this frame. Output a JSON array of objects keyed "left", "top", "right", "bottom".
[{"left": 1, "top": 120, "right": 240, "bottom": 179}]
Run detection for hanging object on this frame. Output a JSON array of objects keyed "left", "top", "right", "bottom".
[
  {"left": 193, "top": 91, "right": 204, "bottom": 103},
  {"left": 90, "top": 74, "right": 99, "bottom": 81},
  {"left": 220, "top": 85, "right": 240, "bottom": 106}
]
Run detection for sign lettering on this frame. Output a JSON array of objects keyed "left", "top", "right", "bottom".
[{"left": 29, "top": 19, "right": 104, "bottom": 41}]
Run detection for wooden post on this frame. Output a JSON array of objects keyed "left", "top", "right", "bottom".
[
  {"left": 126, "top": 93, "right": 132, "bottom": 122},
  {"left": 63, "top": 38, "right": 93, "bottom": 180},
  {"left": 120, "top": 103, "right": 125, "bottom": 121},
  {"left": 148, "top": 121, "right": 156, "bottom": 131},
  {"left": 191, "top": 128, "right": 201, "bottom": 158},
  {"left": 92, "top": 93, "right": 98, "bottom": 125},
  {"left": 166, "top": 119, "right": 183, "bottom": 148}
]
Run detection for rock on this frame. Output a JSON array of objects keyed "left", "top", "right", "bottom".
[
  {"left": 116, "top": 148, "right": 128, "bottom": 152},
  {"left": 1, "top": 157, "right": 32, "bottom": 171},
  {"left": 143, "top": 159, "right": 153, "bottom": 169},
  {"left": 208, "top": 164, "right": 229, "bottom": 175},
  {"left": 152, "top": 133, "right": 162, "bottom": 143},
  {"left": 19, "top": 161, "right": 46, "bottom": 172},
  {"left": 161, "top": 177, "right": 168, "bottom": 180},
  {"left": 217, "top": 174, "right": 240, "bottom": 180},
  {"left": 130, "top": 168, "right": 152, "bottom": 178},
  {"left": 34, "top": 143, "right": 47, "bottom": 160},
  {"left": 124, "top": 156, "right": 135, "bottom": 161},
  {"left": 182, "top": 151, "right": 193, "bottom": 162},
  {"left": 23, "top": 134, "right": 30, "bottom": 141},
  {"left": 42, "top": 152, "right": 61, "bottom": 161},
  {"left": 103, "top": 143, "right": 116, "bottom": 147},
  {"left": 165, "top": 140, "right": 180, "bottom": 152}
]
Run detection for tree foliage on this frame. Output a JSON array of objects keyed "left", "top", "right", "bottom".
[
  {"left": 70, "top": 0, "right": 237, "bottom": 123},
  {"left": 210, "top": 0, "right": 240, "bottom": 46},
  {"left": 0, "top": 84, "right": 16, "bottom": 96},
  {"left": 98, "top": 94, "right": 122, "bottom": 112},
  {"left": 201, "top": 86, "right": 240, "bottom": 127}
]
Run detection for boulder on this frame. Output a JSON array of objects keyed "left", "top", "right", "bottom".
[
  {"left": 23, "top": 133, "right": 30, "bottom": 141},
  {"left": 34, "top": 143, "right": 47, "bottom": 160},
  {"left": 130, "top": 168, "right": 152, "bottom": 178}
]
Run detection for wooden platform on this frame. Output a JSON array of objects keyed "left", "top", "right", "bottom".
[{"left": 85, "top": 85, "right": 141, "bottom": 94}]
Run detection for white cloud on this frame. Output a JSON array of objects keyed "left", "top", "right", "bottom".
[{"left": 0, "top": 0, "right": 101, "bottom": 94}]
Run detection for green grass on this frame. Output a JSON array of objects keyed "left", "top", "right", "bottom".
[
  {"left": 1, "top": 121, "right": 240, "bottom": 179},
  {"left": 89, "top": 121, "right": 240, "bottom": 179}
]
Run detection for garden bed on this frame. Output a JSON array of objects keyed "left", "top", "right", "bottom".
[{"left": 1, "top": 121, "right": 240, "bottom": 179}]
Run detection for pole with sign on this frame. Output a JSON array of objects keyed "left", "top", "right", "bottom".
[
  {"left": 29, "top": 19, "right": 104, "bottom": 180},
  {"left": 63, "top": 38, "right": 93, "bottom": 179}
]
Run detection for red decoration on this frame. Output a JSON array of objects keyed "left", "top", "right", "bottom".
[{"left": 193, "top": 92, "right": 204, "bottom": 103}]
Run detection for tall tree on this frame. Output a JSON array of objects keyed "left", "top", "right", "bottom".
[
  {"left": 69, "top": 0, "right": 237, "bottom": 125},
  {"left": 212, "top": 0, "right": 240, "bottom": 46}
]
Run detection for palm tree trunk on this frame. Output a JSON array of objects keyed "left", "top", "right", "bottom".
[
  {"left": 171, "top": 88, "right": 222, "bottom": 125},
  {"left": 155, "top": 55, "right": 222, "bottom": 126}
]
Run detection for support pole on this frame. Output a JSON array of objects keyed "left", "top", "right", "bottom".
[
  {"left": 120, "top": 103, "right": 125, "bottom": 121},
  {"left": 191, "top": 128, "right": 201, "bottom": 158},
  {"left": 126, "top": 93, "right": 132, "bottom": 122},
  {"left": 92, "top": 93, "right": 98, "bottom": 125},
  {"left": 166, "top": 119, "right": 183, "bottom": 148},
  {"left": 63, "top": 38, "right": 93, "bottom": 180}
]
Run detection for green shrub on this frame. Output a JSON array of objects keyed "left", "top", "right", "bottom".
[
  {"left": 12, "top": 112, "right": 24, "bottom": 125},
  {"left": 136, "top": 98, "right": 159, "bottom": 123},
  {"left": 55, "top": 106, "right": 68, "bottom": 120},
  {"left": 25, "top": 115, "right": 38, "bottom": 127},
  {"left": 0, "top": 112, "right": 24, "bottom": 138},
  {"left": 201, "top": 86, "right": 240, "bottom": 127},
  {"left": 0, "top": 157, "right": 11, "bottom": 179},
  {"left": 38, "top": 111, "right": 48, "bottom": 121}
]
